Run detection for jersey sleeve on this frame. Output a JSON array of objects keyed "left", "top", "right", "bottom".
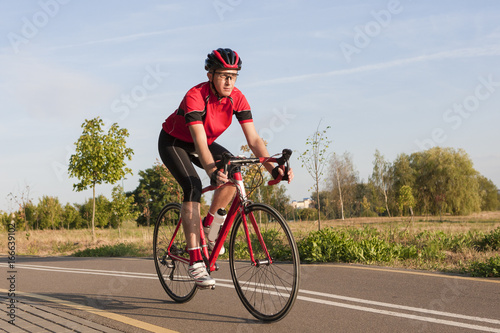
[
  {"left": 234, "top": 93, "right": 253, "bottom": 123},
  {"left": 182, "top": 87, "right": 207, "bottom": 125}
]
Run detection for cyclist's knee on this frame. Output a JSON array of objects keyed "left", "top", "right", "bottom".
[
  {"left": 181, "top": 201, "right": 200, "bottom": 214},
  {"left": 180, "top": 177, "right": 202, "bottom": 203},
  {"left": 182, "top": 186, "right": 202, "bottom": 203}
]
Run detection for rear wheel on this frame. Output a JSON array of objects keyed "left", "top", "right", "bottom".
[
  {"left": 153, "top": 203, "right": 197, "bottom": 303},
  {"left": 229, "top": 203, "right": 300, "bottom": 322}
]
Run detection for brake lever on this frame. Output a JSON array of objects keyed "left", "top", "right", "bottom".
[
  {"left": 217, "top": 152, "right": 232, "bottom": 174},
  {"left": 276, "top": 149, "right": 292, "bottom": 166}
]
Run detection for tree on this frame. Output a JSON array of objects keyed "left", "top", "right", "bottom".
[
  {"left": 0, "top": 211, "right": 11, "bottom": 231},
  {"left": 392, "top": 153, "right": 415, "bottom": 188},
  {"left": 299, "top": 121, "right": 331, "bottom": 230},
  {"left": 24, "top": 202, "right": 38, "bottom": 230},
  {"left": 68, "top": 117, "right": 134, "bottom": 241},
  {"left": 477, "top": 176, "right": 499, "bottom": 211},
  {"left": 350, "top": 181, "right": 376, "bottom": 217},
  {"left": 370, "top": 149, "right": 393, "bottom": 217},
  {"left": 498, "top": 191, "right": 500, "bottom": 211},
  {"left": 398, "top": 185, "right": 415, "bottom": 219},
  {"left": 110, "top": 185, "right": 138, "bottom": 232},
  {"left": 312, "top": 190, "right": 335, "bottom": 220},
  {"left": 62, "top": 203, "right": 83, "bottom": 230},
  {"left": 409, "top": 147, "right": 481, "bottom": 216},
  {"left": 360, "top": 196, "right": 374, "bottom": 217},
  {"left": 296, "top": 207, "right": 318, "bottom": 221},
  {"left": 37, "top": 196, "right": 63, "bottom": 229},
  {"left": 7, "top": 184, "right": 33, "bottom": 231},
  {"left": 329, "top": 152, "right": 358, "bottom": 220},
  {"left": 132, "top": 161, "right": 182, "bottom": 226},
  {"left": 79, "top": 195, "right": 112, "bottom": 229}
]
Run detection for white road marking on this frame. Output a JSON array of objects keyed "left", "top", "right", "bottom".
[
  {"left": 2, "top": 263, "right": 500, "bottom": 332},
  {"left": 298, "top": 294, "right": 500, "bottom": 333},
  {"left": 299, "top": 288, "right": 500, "bottom": 325}
]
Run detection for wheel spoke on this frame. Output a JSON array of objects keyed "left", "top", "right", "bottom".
[
  {"left": 229, "top": 203, "right": 299, "bottom": 322},
  {"left": 153, "top": 203, "right": 197, "bottom": 303}
]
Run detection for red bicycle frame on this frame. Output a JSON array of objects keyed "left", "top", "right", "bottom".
[{"left": 165, "top": 155, "right": 286, "bottom": 273}]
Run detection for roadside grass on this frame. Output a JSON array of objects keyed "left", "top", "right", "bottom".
[
  {"left": 1, "top": 212, "right": 499, "bottom": 277},
  {"left": 73, "top": 242, "right": 148, "bottom": 257},
  {"left": 296, "top": 223, "right": 500, "bottom": 277},
  {"left": 0, "top": 220, "right": 152, "bottom": 257}
]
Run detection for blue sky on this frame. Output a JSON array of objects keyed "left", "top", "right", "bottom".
[{"left": 1, "top": 0, "right": 499, "bottom": 212}]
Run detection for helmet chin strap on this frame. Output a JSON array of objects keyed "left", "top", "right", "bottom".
[{"left": 209, "top": 70, "right": 222, "bottom": 99}]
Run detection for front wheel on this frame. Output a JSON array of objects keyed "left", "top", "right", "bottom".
[
  {"left": 229, "top": 203, "right": 300, "bottom": 322},
  {"left": 153, "top": 203, "right": 197, "bottom": 303}
]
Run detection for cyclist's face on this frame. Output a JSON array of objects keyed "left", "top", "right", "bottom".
[{"left": 208, "top": 69, "right": 238, "bottom": 97}]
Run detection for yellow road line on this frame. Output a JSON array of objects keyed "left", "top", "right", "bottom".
[
  {"left": 0, "top": 289, "right": 178, "bottom": 333},
  {"left": 305, "top": 263, "right": 500, "bottom": 284}
]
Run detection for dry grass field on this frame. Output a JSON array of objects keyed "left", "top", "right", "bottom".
[
  {"left": 289, "top": 211, "right": 500, "bottom": 232},
  {"left": 1, "top": 223, "right": 154, "bottom": 257}
]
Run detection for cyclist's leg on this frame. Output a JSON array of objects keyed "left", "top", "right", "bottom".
[
  {"left": 180, "top": 201, "right": 202, "bottom": 260},
  {"left": 210, "top": 187, "right": 235, "bottom": 214},
  {"left": 158, "top": 131, "right": 204, "bottom": 261},
  {"left": 158, "top": 131, "right": 214, "bottom": 287}
]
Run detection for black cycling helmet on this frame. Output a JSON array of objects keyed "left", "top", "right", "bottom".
[{"left": 205, "top": 48, "right": 242, "bottom": 71}]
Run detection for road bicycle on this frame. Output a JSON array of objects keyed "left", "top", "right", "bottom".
[{"left": 153, "top": 149, "right": 300, "bottom": 322}]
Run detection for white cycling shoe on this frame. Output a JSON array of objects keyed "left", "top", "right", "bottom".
[{"left": 188, "top": 262, "right": 215, "bottom": 288}]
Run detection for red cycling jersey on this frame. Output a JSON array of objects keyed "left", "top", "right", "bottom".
[{"left": 162, "top": 82, "right": 253, "bottom": 145}]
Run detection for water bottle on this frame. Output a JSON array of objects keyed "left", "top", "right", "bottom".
[{"left": 207, "top": 208, "right": 227, "bottom": 242}]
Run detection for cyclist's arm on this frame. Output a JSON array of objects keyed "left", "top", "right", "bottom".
[
  {"left": 241, "top": 122, "right": 294, "bottom": 183},
  {"left": 240, "top": 122, "right": 273, "bottom": 171},
  {"left": 188, "top": 124, "right": 228, "bottom": 182},
  {"left": 240, "top": 122, "right": 275, "bottom": 171}
]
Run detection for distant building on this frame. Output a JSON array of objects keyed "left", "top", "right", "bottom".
[{"left": 291, "top": 198, "right": 313, "bottom": 209}]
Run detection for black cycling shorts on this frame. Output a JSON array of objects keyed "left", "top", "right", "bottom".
[{"left": 158, "top": 129, "right": 231, "bottom": 203}]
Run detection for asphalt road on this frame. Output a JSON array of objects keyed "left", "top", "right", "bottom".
[{"left": 1, "top": 256, "right": 500, "bottom": 333}]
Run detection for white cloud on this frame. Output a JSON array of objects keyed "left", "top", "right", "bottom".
[{"left": 246, "top": 44, "right": 500, "bottom": 87}]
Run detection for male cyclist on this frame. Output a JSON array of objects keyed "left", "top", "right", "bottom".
[{"left": 158, "top": 48, "right": 293, "bottom": 288}]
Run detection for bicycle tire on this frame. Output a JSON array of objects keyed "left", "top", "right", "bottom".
[
  {"left": 153, "top": 203, "right": 197, "bottom": 303},
  {"left": 229, "top": 203, "right": 300, "bottom": 322}
]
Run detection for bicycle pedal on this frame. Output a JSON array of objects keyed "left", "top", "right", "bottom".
[{"left": 197, "top": 285, "right": 216, "bottom": 290}]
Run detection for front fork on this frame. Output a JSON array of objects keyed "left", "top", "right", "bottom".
[
  {"left": 241, "top": 207, "right": 273, "bottom": 267},
  {"left": 232, "top": 172, "right": 273, "bottom": 267}
]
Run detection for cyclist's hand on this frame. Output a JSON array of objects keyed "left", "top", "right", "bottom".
[
  {"left": 210, "top": 170, "right": 228, "bottom": 187},
  {"left": 271, "top": 166, "right": 293, "bottom": 183},
  {"left": 286, "top": 167, "right": 294, "bottom": 183}
]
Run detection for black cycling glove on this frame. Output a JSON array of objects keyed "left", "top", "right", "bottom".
[
  {"left": 210, "top": 170, "right": 221, "bottom": 187},
  {"left": 271, "top": 166, "right": 289, "bottom": 181}
]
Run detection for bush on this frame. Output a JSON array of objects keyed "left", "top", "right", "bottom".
[
  {"left": 296, "top": 226, "right": 494, "bottom": 264},
  {"left": 297, "top": 227, "right": 410, "bottom": 263},
  {"left": 476, "top": 227, "right": 500, "bottom": 251},
  {"left": 297, "top": 228, "right": 348, "bottom": 262},
  {"left": 408, "top": 230, "right": 479, "bottom": 255},
  {"left": 295, "top": 208, "right": 318, "bottom": 221},
  {"left": 297, "top": 226, "right": 500, "bottom": 278},
  {"left": 468, "top": 255, "right": 500, "bottom": 277}
]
